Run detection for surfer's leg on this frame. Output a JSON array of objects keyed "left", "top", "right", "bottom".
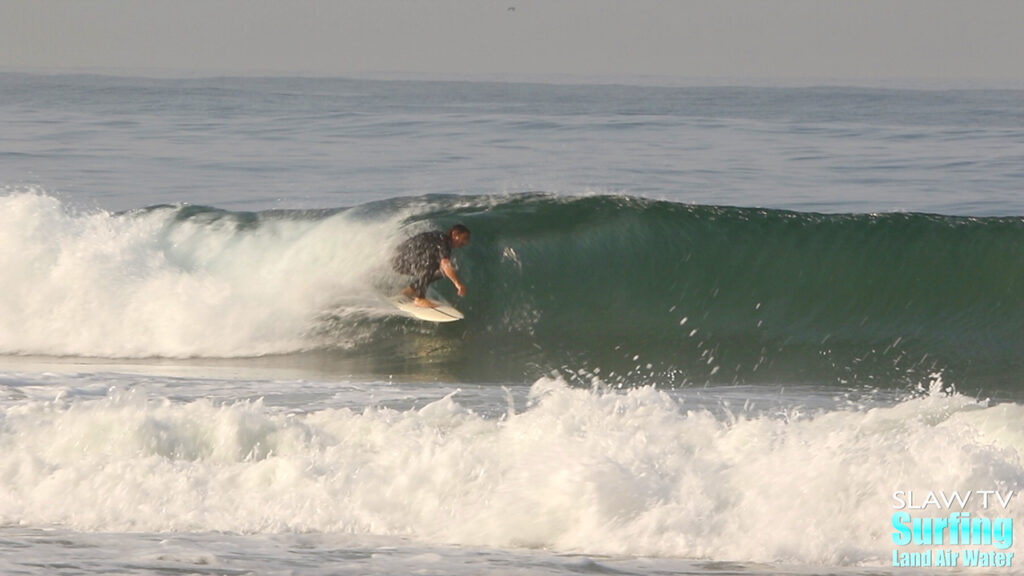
[
  {"left": 409, "top": 270, "right": 442, "bottom": 307},
  {"left": 411, "top": 275, "right": 428, "bottom": 298}
]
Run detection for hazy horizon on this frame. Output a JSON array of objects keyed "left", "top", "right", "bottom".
[{"left": 3, "top": 1, "right": 1024, "bottom": 87}]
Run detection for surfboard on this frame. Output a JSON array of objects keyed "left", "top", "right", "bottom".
[{"left": 389, "top": 294, "right": 464, "bottom": 323}]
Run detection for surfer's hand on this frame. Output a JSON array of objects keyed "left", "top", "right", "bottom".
[{"left": 456, "top": 283, "right": 467, "bottom": 297}]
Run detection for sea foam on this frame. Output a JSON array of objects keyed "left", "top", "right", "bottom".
[
  {"left": 2, "top": 375, "right": 1021, "bottom": 565},
  {"left": 0, "top": 191, "right": 402, "bottom": 357}
]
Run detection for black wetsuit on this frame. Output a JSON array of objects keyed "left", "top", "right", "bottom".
[{"left": 392, "top": 231, "right": 453, "bottom": 298}]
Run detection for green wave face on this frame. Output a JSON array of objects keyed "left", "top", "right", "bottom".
[{"left": 361, "top": 194, "right": 1019, "bottom": 390}]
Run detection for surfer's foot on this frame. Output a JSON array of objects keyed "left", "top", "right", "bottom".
[
  {"left": 413, "top": 297, "right": 438, "bottom": 308},
  {"left": 401, "top": 286, "right": 416, "bottom": 298}
]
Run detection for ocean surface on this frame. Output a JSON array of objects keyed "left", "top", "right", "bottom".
[{"left": 1, "top": 72, "right": 1022, "bottom": 575}]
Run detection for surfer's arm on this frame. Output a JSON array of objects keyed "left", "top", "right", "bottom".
[{"left": 440, "top": 258, "right": 466, "bottom": 297}]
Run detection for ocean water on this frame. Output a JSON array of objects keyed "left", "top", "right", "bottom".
[{"left": 1, "top": 72, "right": 1022, "bottom": 575}]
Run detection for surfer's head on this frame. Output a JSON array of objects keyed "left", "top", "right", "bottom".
[{"left": 448, "top": 224, "right": 471, "bottom": 248}]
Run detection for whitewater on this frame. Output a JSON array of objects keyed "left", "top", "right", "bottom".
[{"left": 1, "top": 73, "right": 1023, "bottom": 575}]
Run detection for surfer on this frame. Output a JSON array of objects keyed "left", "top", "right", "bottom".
[{"left": 392, "top": 224, "right": 470, "bottom": 308}]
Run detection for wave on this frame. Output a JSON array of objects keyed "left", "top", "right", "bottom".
[
  {"left": 443, "top": 193, "right": 1023, "bottom": 391},
  {"left": 1, "top": 191, "right": 1021, "bottom": 391},
  {"left": 2, "top": 377, "right": 1022, "bottom": 565},
  {"left": 0, "top": 191, "right": 412, "bottom": 358}
]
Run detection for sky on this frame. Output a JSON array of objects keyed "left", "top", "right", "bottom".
[{"left": 2, "top": 0, "right": 1024, "bottom": 85}]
